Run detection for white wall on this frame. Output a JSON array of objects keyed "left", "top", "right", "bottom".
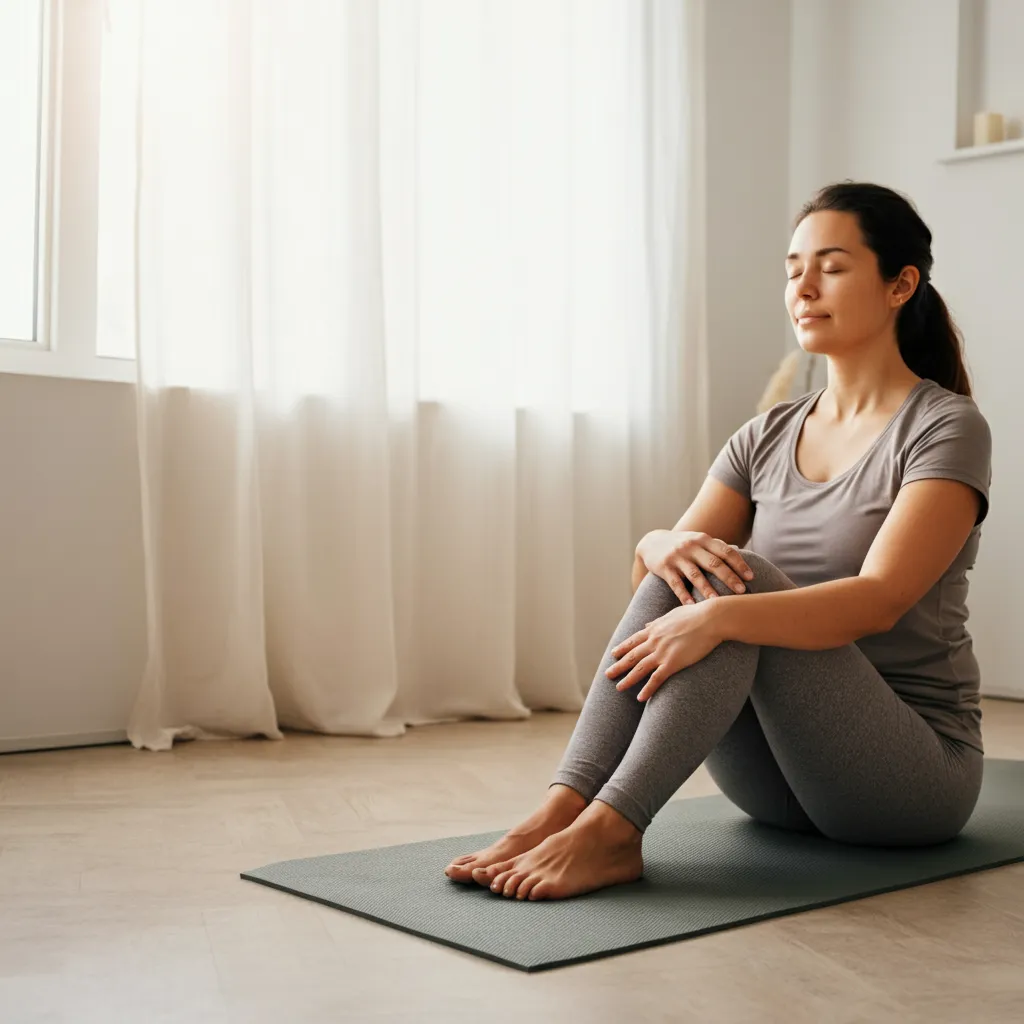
[
  {"left": 789, "top": 0, "right": 1023, "bottom": 699},
  {"left": 0, "top": 374, "right": 147, "bottom": 751},
  {"left": 705, "top": 0, "right": 793, "bottom": 454}
]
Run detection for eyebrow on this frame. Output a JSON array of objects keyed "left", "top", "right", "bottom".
[{"left": 785, "top": 246, "right": 851, "bottom": 262}]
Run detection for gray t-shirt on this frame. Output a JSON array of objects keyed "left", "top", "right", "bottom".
[{"left": 708, "top": 377, "right": 992, "bottom": 754}]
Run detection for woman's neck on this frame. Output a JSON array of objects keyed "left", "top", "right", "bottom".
[{"left": 822, "top": 353, "right": 920, "bottom": 421}]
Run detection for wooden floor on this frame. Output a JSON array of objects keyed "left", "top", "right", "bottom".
[{"left": 2, "top": 699, "right": 1023, "bottom": 1023}]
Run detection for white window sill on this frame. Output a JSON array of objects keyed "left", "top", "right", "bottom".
[
  {"left": 0, "top": 342, "right": 135, "bottom": 384},
  {"left": 938, "top": 138, "right": 1024, "bottom": 164}
]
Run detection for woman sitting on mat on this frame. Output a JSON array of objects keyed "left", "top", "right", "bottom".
[{"left": 444, "top": 181, "right": 992, "bottom": 901}]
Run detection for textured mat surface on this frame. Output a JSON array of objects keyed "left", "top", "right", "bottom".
[{"left": 241, "top": 757, "right": 1024, "bottom": 972}]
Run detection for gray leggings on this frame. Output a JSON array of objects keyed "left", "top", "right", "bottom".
[{"left": 550, "top": 549, "right": 984, "bottom": 846}]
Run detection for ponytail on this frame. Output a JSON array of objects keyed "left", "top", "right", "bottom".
[{"left": 897, "top": 280, "right": 972, "bottom": 398}]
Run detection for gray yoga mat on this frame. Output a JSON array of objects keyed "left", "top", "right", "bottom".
[{"left": 241, "top": 757, "right": 1024, "bottom": 972}]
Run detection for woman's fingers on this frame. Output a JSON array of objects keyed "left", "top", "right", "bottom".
[
  {"left": 677, "top": 559, "right": 718, "bottom": 600},
  {"left": 662, "top": 569, "right": 694, "bottom": 605},
  {"left": 606, "top": 641, "right": 636, "bottom": 677},
  {"left": 695, "top": 552, "right": 744, "bottom": 593},
  {"left": 614, "top": 652, "right": 658, "bottom": 692},
  {"left": 715, "top": 540, "right": 755, "bottom": 583},
  {"left": 687, "top": 541, "right": 753, "bottom": 595},
  {"left": 636, "top": 668, "right": 666, "bottom": 701},
  {"left": 614, "top": 659, "right": 655, "bottom": 692},
  {"left": 610, "top": 629, "right": 645, "bottom": 662}
]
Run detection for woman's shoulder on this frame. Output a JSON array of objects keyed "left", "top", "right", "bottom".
[
  {"left": 909, "top": 379, "right": 991, "bottom": 440},
  {"left": 898, "top": 379, "right": 992, "bottom": 523}
]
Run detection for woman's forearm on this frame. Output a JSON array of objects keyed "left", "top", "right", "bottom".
[
  {"left": 708, "top": 576, "right": 894, "bottom": 651},
  {"left": 631, "top": 549, "right": 648, "bottom": 594}
]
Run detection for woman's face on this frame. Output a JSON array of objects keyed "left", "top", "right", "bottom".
[{"left": 784, "top": 210, "right": 914, "bottom": 355}]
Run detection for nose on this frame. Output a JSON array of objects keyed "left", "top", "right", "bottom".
[{"left": 795, "top": 272, "right": 818, "bottom": 301}]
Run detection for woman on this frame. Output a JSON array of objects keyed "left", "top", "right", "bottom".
[{"left": 444, "top": 181, "right": 992, "bottom": 902}]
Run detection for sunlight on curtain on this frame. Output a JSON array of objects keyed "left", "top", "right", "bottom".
[
  {"left": 413, "top": 0, "right": 629, "bottom": 412},
  {"left": 98, "top": 0, "right": 634, "bottom": 414},
  {"left": 94, "top": 0, "right": 708, "bottom": 749},
  {"left": 98, "top": 0, "right": 250, "bottom": 389}
]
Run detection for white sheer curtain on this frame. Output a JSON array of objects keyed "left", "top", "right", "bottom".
[{"left": 96, "top": 0, "right": 709, "bottom": 752}]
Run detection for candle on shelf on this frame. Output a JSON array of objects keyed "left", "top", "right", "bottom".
[{"left": 973, "top": 112, "right": 1005, "bottom": 146}]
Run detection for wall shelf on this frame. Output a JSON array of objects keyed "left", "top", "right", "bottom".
[
  {"left": 941, "top": 0, "right": 1023, "bottom": 164},
  {"left": 939, "top": 137, "right": 1024, "bottom": 163}
]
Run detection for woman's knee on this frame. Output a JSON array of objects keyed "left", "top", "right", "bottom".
[
  {"left": 635, "top": 549, "right": 796, "bottom": 608},
  {"left": 734, "top": 549, "right": 798, "bottom": 595},
  {"left": 632, "top": 570, "right": 682, "bottom": 615},
  {"left": 689, "top": 549, "right": 797, "bottom": 601}
]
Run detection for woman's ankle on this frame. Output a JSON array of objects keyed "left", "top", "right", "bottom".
[
  {"left": 547, "top": 783, "right": 589, "bottom": 813},
  {"left": 578, "top": 797, "right": 643, "bottom": 842},
  {"left": 507, "top": 787, "right": 586, "bottom": 839}
]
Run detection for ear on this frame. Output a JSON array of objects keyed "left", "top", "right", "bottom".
[{"left": 891, "top": 266, "right": 920, "bottom": 309}]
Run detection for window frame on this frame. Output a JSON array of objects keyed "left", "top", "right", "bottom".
[{"left": 0, "top": 0, "right": 135, "bottom": 384}]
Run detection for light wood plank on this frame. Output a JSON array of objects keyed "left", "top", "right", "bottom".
[{"left": 0, "top": 698, "right": 1021, "bottom": 1023}]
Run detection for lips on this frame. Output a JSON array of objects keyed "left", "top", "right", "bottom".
[{"left": 796, "top": 314, "right": 829, "bottom": 324}]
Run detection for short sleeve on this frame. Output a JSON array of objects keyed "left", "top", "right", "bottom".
[
  {"left": 902, "top": 400, "right": 992, "bottom": 526},
  {"left": 707, "top": 414, "right": 764, "bottom": 500}
]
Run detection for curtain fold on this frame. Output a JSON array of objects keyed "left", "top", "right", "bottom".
[{"left": 96, "top": 0, "right": 709, "bottom": 751}]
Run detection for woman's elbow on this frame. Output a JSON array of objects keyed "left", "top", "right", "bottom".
[
  {"left": 864, "top": 594, "right": 903, "bottom": 637},
  {"left": 846, "top": 577, "right": 903, "bottom": 640}
]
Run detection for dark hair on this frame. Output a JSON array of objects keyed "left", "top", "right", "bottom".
[{"left": 794, "top": 181, "right": 972, "bottom": 398}]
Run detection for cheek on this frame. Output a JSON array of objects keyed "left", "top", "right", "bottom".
[
  {"left": 831, "top": 282, "right": 883, "bottom": 326},
  {"left": 822, "top": 275, "right": 856, "bottom": 313}
]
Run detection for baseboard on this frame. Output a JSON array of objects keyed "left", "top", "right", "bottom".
[
  {"left": 0, "top": 693, "right": 1018, "bottom": 756},
  {"left": 0, "top": 730, "right": 130, "bottom": 755},
  {"left": 981, "top": 689, "right": 1024, "bottom": 702}
]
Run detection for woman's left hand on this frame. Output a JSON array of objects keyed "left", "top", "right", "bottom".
[{"left": 605, "top": 600, "right": 724, "bottom": 702}]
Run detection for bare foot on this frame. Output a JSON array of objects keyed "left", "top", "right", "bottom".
[
  {"left": 444, "top": 784, "right": 588, "bottom": 883},
  {"left": 474, "top": 799, "right": 644, "bottom": 900}
]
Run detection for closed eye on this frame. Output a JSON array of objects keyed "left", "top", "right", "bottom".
[{"left": 787, "top": 269, "right": 844, "bottom": 280}]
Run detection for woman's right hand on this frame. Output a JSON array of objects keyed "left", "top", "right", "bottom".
[{"left": 637, "top": 529, "right": 754, "bottom": 605}]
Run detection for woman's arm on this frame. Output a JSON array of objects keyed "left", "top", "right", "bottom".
[
  {"left": 708, "top": 576, "right": 892, "bottom": 650},
  {"left": 632, "top": 476, "right": 754, "bottom": 594},
  {"left": 707, "top": 477, "right": 983, "bottom": 651}
]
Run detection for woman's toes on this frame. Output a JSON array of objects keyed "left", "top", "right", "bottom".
[
  {"left": 528, "top": 880, "right": 551, "bottom": 900},
  {"left": 445, "top": 859, "right": 477, "bottom": 881},
  {"left": 502, "top": 872, "right": 526, "bottom": 898},
  {"left": 452, "top": 855, "right": 474, "bottom": 865},
  {"left": 517, "top": 875, "right": 538, "bottom": 900},
  {"left": 473, "top": 859, "right": 511, "bottom": 885},
  {"left": 489, "top": 868, "right": 515, "bottom": 892}
]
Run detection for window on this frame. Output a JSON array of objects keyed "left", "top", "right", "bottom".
[
  {"left": 1, "top": 0, "right": 43, "bottom": 345},
  {"left": 0, "top": 0, "right": 134, "bottom": 383}
]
